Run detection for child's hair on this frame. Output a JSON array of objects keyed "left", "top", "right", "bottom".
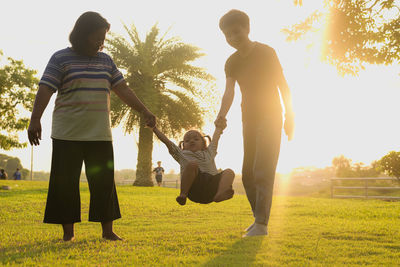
[
  {"left": 69, "top": 11, "right": 110, "bottom": 56},
  {"left": 219, "top": 9, "right": 250, "bottom": 32},
  {"left": 179, "top": 130, "right": 211, "bottom": 150}
]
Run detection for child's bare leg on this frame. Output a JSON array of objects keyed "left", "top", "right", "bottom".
[
  {"left": 177, "top": 161, "right": 198, "bottom": 205},
  {"left": 214, "top": 169, "right": 235, "bottom": 202}
]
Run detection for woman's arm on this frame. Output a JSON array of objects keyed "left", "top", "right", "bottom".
[
  {"left": 113, "top": 81, "right": 156, "bottom": 128},
  {"left": 27, "top": 84, "right": 55, "bottom": 146}
]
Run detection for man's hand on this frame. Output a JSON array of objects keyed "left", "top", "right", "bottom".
[
  {"left": 284, "top": 112, "right": 295, "bottom": 141},
  {"left": 27, "top": 118, "right": 42, "bottom": 146},
  {"left": 214, "top": 116, "right": 227, "bottom": 131},
  {"left": 143, "top": 110, "right": 156, "bottom": 128}
]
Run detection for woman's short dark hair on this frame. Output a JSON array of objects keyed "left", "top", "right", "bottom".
[
  {"left": 69, "top": 11, "right": 110, "bottom": 55},
  {"left": 219, "top": 9, "right": 250, "bottom": 32}
]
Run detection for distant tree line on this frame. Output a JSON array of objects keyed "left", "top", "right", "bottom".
[
  {"left": 332, "top": 151, "right": 400, "bottom": 180},
  {"left": 332, "top": 155, "right": 381, "bottom": 178}
]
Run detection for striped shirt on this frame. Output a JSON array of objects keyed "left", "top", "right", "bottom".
[
  {"left": 39, "top": 48, "right": 124, "bottom": 141},
  {"left": 168, "top": 132, "right": 221, "bottom": 176}
]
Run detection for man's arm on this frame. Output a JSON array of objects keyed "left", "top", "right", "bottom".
[
  {"left": 28, "top": 84, "right": 55, "bottom": 146},
  {"left": 216, "top": 77, "right": 235, "bottom": 120},
  {"left": 277, "top": 74, "right": 293, "bottom": 116},
  {"left": 277, "top": 72, "right": 295, "bottom": 140},
  {"left": 113, "top": 81, "right": 156, "bottom": 128}
]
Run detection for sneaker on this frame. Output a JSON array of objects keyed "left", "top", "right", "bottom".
[
  {"left": 244, "top": 221, "right": 255, "bottom": 232},
  {"left": 242, "top": 223, "right": 268, "bottom": 237}
]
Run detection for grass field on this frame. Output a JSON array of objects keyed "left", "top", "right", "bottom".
[{"left": 0, "top": 180, "right": 399, "bottom": 266}]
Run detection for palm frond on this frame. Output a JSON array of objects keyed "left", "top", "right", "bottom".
[
  {"left": 107, "top": 23, "right": 214, "bottom": 137},
  {"left": 157, "top": 90, "right": 203, "bottom": 137},
  {"left": 154, "top": 44, "right": 204, "bottom": 74}
]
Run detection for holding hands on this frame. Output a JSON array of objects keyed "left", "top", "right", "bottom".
[
  {"left": 143, "top": 109, "right": 156, "bottom": 128},
  {"left": 214, "top": 116, "right": 227, "bottom": 131}
]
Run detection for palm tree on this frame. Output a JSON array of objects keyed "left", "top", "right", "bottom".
[{"left": 106, "top": 24, "right": 214, "bottom": 186}]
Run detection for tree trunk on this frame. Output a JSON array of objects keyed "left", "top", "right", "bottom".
[{"left": 133, "top": 118, "right": 154, "bottom": 186}]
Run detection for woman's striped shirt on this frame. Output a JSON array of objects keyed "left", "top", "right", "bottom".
[{"left": 39, "top": 48, "right": 124, "bottom": 141}]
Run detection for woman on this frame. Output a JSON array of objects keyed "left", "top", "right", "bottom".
[{"left": 28, "top": 11, "right": 155, "bottom": 241}]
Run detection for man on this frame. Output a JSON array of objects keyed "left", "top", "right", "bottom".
[{"left": 216, "top": 9, "right": 295, "bottom": 237}]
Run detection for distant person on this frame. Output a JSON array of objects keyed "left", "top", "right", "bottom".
[
  {"left": 153, "top": 161, "right": 165, "bottom": 186},
  {"left": 13, "top": 168, "right": 21, "bottom": 180},
  {"left": 27, "top": 11, "right": 155, "bottom": 242},
  {"left": 152, "top": 119, "right": 235, "bottom": 205},
  {"left": 0, "top": 169, "right": 7, "bottom": 180},
  {"left": 216, "top": 10, "right": 295, "bottom": 237}
]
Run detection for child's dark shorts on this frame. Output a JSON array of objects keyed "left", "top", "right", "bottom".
[{"left": 188, "top": 171, "right": 222, "bottom": 204}]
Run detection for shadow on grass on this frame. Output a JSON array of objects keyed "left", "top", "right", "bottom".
[
  {"left": 202, "top": 236, "right": 264, "bottom": 266},
  {"left": 0, "top": 238, "right": 99, "bottom": 265},
  {"left": 0, "top": 186, "right": 90, "bottom": 199},
  {"left": 0, "top": 188, "right": 48, "bottom": 198}
]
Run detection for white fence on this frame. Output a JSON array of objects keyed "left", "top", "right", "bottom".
[{"left": 330, "top": 177, "right": 400, "bottom": 200}]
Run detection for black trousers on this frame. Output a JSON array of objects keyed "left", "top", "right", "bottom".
[{"left": 44, "top": 139, "right": 121, "bottom": 224}]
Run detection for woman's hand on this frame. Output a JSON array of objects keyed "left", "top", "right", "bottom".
[
  {"left": 143, "top": 110, "right": 156, "bottom": 128},
  {"left": 27, "top": 118, "right": 42, "bottom": 146}
]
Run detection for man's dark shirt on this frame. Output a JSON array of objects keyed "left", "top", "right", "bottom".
[{"left": 225, "top": 42, "right": 284, "bottom": 120}]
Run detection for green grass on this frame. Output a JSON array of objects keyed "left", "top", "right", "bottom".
[{"left": 0, "top": 180, "right": 399, "bottom": 266}]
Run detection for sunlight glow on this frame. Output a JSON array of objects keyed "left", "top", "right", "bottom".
[{"left": 1, "top": 0, "right": 400, "bottom": 176}]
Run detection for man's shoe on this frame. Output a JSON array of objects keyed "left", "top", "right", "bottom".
[
  {"left": 243, "top": 223, "right": 268, "bottom": 237},
  {"left": 244, "top": 222, "right": 255, "bottom": 232}
]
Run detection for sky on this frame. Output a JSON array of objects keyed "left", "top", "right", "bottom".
[{"left": 1, "top": 0, "right": 399, "bottom": 175}]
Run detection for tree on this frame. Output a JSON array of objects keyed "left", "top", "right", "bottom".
[
  {"left": 0, "top": 51, "right": 38, "bottom": 150},
  {"left": 378, "top": 151, "right": 400, "bottom": 180},
  {"left": 332, "top": 155, "right": 352, "bottom": 177},
  {"left": 284, "top": 0, "right": 400, "bottom": 75},
  {"left": 106, "top": 24, "right": 214, "bottom": 186}
]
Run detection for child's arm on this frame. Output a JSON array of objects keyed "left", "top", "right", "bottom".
[
  {"left": 211, "top": 127, "right": 224, "bottom": 147},
  {"left": 212, "top": 118, "right": 227, "bottom": 144},
  {"left": 153, "top": 127, "right": 187, "bottom": 166},
  {"left": 153, "top": 127, "right": 174, "bottom": 151},
  {"left": 208, "top": 119, "right": 227, "bottom": 157}
]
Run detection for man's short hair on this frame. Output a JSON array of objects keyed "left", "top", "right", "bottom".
[{"left": 219, "top": 9, "right": 250, "bottom": 31}]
